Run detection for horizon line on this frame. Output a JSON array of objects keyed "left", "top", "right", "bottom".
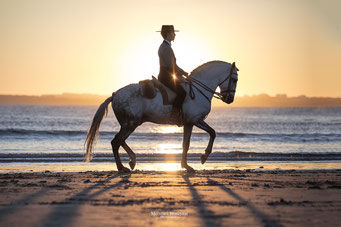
[{"left": 1, "top": 93, "right": 341, "bottom": 99}]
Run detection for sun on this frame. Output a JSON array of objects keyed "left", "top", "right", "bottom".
[
  {"left": 171, "top": 32, "right": 217, "bottom": 74},
  {"left": 114, "top": 31, "right": 216, "bottom": 88}
]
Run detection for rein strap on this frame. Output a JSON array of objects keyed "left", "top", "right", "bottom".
[{"left": 185, "top": 62, "right": 236, "bottom": 102}]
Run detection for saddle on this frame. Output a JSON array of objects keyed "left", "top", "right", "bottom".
[{"left": 139, "top": 76, "right": 177, "bottom": 105}]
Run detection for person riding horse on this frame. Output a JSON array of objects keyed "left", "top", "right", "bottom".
[
  {"left": 157, "top": 25, "right": 188, "bottom": 123},
  {"left": 84, "top": 26, "right": 239, "bottom": 172}
]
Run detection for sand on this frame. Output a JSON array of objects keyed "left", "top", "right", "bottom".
[{"left": 0, "top": 170, "right": 340, "bottom": 227}]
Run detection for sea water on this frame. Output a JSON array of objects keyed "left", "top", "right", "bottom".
[{"left": 0, "top": 105, "right": 340, "bottom": 172}]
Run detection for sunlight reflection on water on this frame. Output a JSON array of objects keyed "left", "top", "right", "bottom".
[
  {"left": 152, "top": 126, "right": 183, "bottom": 134},
  {"left": 1, "top": 161, "right": 340, "bottom": 173},
  {"left": 155, "top": 143, "right": 182, "bottom": 154}
]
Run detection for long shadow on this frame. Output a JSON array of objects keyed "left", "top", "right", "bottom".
[
  {"left": 38, "top": 173, "right": 131, "bottom": 227},
  {"left": 0, "top": 178, "right": 69, "bottom": 222},
  {"left": 182, "top": 174, "right": 221, "bottom": 227},
  {"left": 207, "top": 177, "right": 282, "bottom": 227}
]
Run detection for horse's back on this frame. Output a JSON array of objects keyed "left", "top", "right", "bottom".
[{"left": 112, "top": 84, "right": 145, "bottom": 123}]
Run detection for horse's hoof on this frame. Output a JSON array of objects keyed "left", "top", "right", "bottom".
[
  {"left": 129, "top": 160, "right": 136, "bottom": 170},
  {"left": 186, "top": 166, "right": 195, "bottom": 173},
  {"left": 118, "top": 166, "right": 131, "bottom": 173},
  {"left": 201, "top": 155, "right": 207, "bottom": 164}
]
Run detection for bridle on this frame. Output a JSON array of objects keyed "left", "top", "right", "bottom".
[{"left": 185, "top": 62, "right": 238, "bottom": 102}]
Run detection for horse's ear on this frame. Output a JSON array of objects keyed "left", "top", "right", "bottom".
[{"left": 233, "top": 62, "right": 239, "bottom": 71}]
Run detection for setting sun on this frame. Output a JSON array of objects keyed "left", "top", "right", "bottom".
[{"left": 115, "top": 32, "right": 217, "bottom": 88}]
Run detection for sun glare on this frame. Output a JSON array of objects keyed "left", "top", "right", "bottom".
[
  {"left": 172, "top": 33, "right": 217, "bottom": 73},
  {"left": 157, "top": 163, "right": 181, "bottom": 171},
  {"left": 153, "top": 126, "right": 182, "bottom": 134},
  {"left": 115, "top": 32, "right": 217, "bottom": 89},
  {"left": 156, "top": 143, "right": 182, "bottom": 154}
]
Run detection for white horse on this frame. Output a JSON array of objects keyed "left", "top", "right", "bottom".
[{"left": 85, "top": 61, "right": 239, "bottom": 172}]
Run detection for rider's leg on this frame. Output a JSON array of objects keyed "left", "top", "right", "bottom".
[
  {"left": 170, "top": 84, "right": 186, "bottom": 122},
  {"left": 174, "top": 84, "right": 186, "bottom": 110}
]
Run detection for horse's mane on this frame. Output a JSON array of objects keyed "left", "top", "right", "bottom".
[{"left": 190, "top": 60, "right": 228, "bottom": 75}]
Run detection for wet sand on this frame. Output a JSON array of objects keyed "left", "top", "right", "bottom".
[{"left": 0, "top": 170, "right": 340, "bottom": 227}]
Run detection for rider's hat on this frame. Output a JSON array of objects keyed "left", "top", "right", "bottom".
[{"left": 156, "top": 25, "right": 179, "bottom": 33}]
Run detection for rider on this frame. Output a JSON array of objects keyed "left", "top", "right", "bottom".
[{"left": 157, "top": 25, "right": 188, "bottom": 123}]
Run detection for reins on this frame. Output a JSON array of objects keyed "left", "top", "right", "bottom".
[{"left": 185, "top": 62, "right": 236, "bottom": 102}]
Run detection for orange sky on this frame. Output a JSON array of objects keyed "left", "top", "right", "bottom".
[{"left": 1, "top": 0, "right": 340, "bottom": 97}]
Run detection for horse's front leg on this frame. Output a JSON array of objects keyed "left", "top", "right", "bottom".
[
  {"left": 195, "top": 119, "right": 216, "bottom": 164},
  {"left": 181, "top": 124, "right": 194, "bottom": 172}
]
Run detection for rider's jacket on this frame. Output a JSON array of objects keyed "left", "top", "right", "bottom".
[{"left": 158, "top": 40, "right": 186, "bottom": 87}]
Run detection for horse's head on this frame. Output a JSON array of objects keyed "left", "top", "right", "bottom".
[{"left": 219, "top": 62, "right": 239, "bottom": 104}]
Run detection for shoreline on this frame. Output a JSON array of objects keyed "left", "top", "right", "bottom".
[
  {"left": 1, "top": 160, "right": 340, "bottom": 174},
  {"left": 0, "top": 170, "right": 340, "bottom": 226},
  {"left": 1, "top": 168, "right": 341, "bottom": 175}
]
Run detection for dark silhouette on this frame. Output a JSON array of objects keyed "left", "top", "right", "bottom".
[
  {"left": 157, "top": 25, "right": 188, "bottom": 123},
  {"left": 85, "top": 61, "right": 238, "bottom": 173}
]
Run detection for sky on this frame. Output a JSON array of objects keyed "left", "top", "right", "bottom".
[{"left": 1, "top": 0, "right": 340, "bottom": 97}]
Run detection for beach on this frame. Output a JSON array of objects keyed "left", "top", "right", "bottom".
[
  {"left": 1, "top": 105, "right": 341, "bottom": 226},
  {"left": 2, "top": 0, "right": 341, "bottom": 226},
  {"left": 0, "top": 170, "right": 340, "bottom": 227}
]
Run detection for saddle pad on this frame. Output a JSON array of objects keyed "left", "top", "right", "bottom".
[
  {"left": 139, "top": 79, "right": 156, "bottom": 99},
  {"left": 151, "top": 76, "right": 176, "bottom": 105}
]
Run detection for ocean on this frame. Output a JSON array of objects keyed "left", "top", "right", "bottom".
[{"left": 0, "top": 105, "right": 340, "bottom": 172}]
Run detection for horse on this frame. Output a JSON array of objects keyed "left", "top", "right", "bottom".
[{"left": 85, "top": 60, "right": 239, "bottom": 172}]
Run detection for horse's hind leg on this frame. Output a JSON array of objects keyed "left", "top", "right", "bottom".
[
  {"left": 194, "top": 119, "right": 216, "bottom": 164},
  {"left": 121, "top": 124, "right": 137, "bottom": 170},
  {"left": 111, "top": 125, "right": 136, "bottom": 172},
  {"left": 122, "top": 142, "right": 136, "bottom": 170}
]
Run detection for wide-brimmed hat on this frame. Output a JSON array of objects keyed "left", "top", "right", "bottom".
[{"left": 156, "top": 25, "right": 179, "bottom": 33}]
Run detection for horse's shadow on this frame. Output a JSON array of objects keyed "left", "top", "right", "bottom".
[
  {"left": 182, "top": 174, "right": 221, "bottom": 227},
  {"left": 206, "top": 177, "right": 282, "bottom": 227},
  {"left": 38, "top": 173, "right": 131, "bottom": 227},
  {"left": 0, "top": 183, "right": 57, "bottom": 222}
]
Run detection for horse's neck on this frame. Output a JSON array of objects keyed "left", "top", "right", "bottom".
[{"left": 192, "top": 66, "right": 226, "bottom": 92}]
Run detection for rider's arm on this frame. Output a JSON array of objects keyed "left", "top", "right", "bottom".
[
  {"left": 175, "top": 65, "right": 188, "bottom": 77},
  {"left": 162, "top": 46, "right": 188, "bottom": 78}
]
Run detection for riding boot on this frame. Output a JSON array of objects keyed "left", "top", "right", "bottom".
[{"left": 169, "top": 106, "right": 183, "bottom": 126}]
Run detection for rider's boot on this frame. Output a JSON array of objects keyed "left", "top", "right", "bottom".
[{"left": 169, "top": 107, "right": 183, "bottom": 127}]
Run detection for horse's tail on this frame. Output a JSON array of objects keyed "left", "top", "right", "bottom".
[{"left": 84, "top": 94, "right": 114, "bottom": 162}]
